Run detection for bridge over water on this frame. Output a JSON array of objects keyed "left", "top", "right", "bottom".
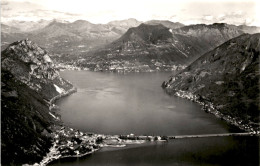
[
  {"left": 118, "top": 132, "right": 257, "bottom": 141},
  {"left": 168, "top": 132, "right": 254, "bottom": 139}
]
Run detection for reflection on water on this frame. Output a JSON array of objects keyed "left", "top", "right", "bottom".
[
  {"left": 50, "top": 136, "right": 259, "bottom": 166},
  {"left": 57, "top": 71, "right": 236, "bottom": 135},
  {"left": 51, "top": 71, "right": 259, "bottom": 166}
]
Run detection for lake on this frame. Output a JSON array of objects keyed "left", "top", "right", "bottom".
[{"left": 50, "top": 70, "right": 259, "bottom": 165}]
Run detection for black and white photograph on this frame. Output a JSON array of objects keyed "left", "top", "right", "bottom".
[{"left": 1, "top": 0, "right": 259, "bottom": 165}]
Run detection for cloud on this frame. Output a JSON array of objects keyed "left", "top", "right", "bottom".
[
  {"left": 217, "top": 14, "right": 225, "bottom": 19},
  {"left": 36, "top": 9, "right": 82, "bottom": 17},
  {"left": 2, "top": 7, "right": 11, "bottom": 11},
  {"left": 179, "top": 9, "right": 256, "bottom": 26},
  {"left": 1, "top": 1, "right": 9, "bottom": 6},
  {"left": 203, "top": 15, "right": 213, "bottom": 21},
  {"left": 233, "top": 10, "right": 243, "bottom": 15},
  {"left": 214, "top": 11, "right": 249, "bottom": 25},
  {"left": 1, "top": 0, "right": 258, "bottom": 26},
  {"left": 2, "top": 7, "right": 84, "bottom": 22},
  {"left": 170, "top": 15, "right": 176, "bottom": 19},
  {"left": 1, "top": 1, "right": 11, "bottom": 12},
  {"left": 183, "top": 10, "right": 256, "bottom": 26}
]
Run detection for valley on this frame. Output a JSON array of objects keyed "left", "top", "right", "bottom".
[
  {"left": 48, "top": 70, "right": 258, "bottom": 166},
  {"left": 2, "top": 19, "right": 260, "bottom": 73},
  {"left": 1, "top": 17, "right": 259, "bottom": 166}
]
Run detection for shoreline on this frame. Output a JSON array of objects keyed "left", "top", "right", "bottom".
[
  {"left": 29, "top": 86, "right": 79, "bottom": 166},
  {"left": 57, "top": 63, "right": 186, "bottom": 73},
  {"left": 30, "top": 71, "right": 258, "bottom": 165},
  {"left": 164, "top": 89, "right": 259, "bottom": 134},
  {"left": 36, "top": 127, "right": 149, "bottom": 166},
  {"left": 39, "top": 142, "right": 100, "bottom": 166},
  {"left": 40, "top": 131, "right": 258, "bottom": 166},
  {"left": 49, "top": 86, "right": 77, "bottom": 106},
  {"left": 48, "top": 86, "right": 77, "bottom": 114}
]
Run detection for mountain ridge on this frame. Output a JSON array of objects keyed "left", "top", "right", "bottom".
[
  {"left": 145, "top": 20, "right": 184, "bottom": 29},
  {"left": 162, "top": 33, "right": 260, "bottom": 131},
  {"left": 80, "top": 23, "right": 245, "bottom": 72},
  {"left": 2, "top": 19, "right": 259, "bottom": 57},
  {"left": 1, "top": 39, "right": 75, "bottom": 165}
]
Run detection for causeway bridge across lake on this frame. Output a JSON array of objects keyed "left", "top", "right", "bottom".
[
  {"left": 119, "top": 132, "right": 257, "bottom": 141},
  {"left": 167, "top": 132, "right": 255, "bottom": 139}
]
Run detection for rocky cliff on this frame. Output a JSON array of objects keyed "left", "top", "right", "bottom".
[
  {"left": 162, "top": 33, "right": 260, "bottom": 131},
  {"left": 1, "top": 39, "right": 74, "bottom": 101},
  {"left": 1, "top": 39, "right": 75, "bottom": 165}
]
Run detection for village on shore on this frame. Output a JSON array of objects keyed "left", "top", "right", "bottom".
[
  {"left": 55, "top": 60, "right": 186, "bottom": 73},
  {"left": 30, "top": 122, "right": 258, "bottom": 166},
  {"left": 25, "top": 63, "right": 259, "bottom": 166}
]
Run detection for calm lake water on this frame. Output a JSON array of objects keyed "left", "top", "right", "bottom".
[{"left": 50, "top": 70, "right": 259, "bottom": 165}]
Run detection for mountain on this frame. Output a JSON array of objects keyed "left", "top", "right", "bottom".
[
  {"left": 1, "top": 19, "right": 142, "bottom": 56},
  {"left": 173, "top": 23, "right": 244, "bottom": 50},
  {"left": 3, "top": 19, "right": 52, "bottom": 32},
  {"left": 42, "top": 19, "right": 118, "bottom": 37},
  {"left": 31, "top": 20, "right": 122, "bottom": 55},
  {"left": 108, "top": 18, "right": 142, "bottom": 28},
  {"left": 237, "top": 25, "right": 260, "bottom": 34},
  {"left": 116, "top": 23, "right": 173, "bottom": 44},
  {"left": 1, "top": 39, "right": 74, "bottom": 99},
  {"left": 82, "top": 23, "right": 244, "bottom": 72},
  {"left": 1, "top": 39, "right": 75, "bottom": 165},
  {"left": 1, "top": 24, "right": 27, "bottom": 50},
  {"left": 1, "top": 23, "right": 21, "bottom": 33},
  {"left": 107, "top": 18, "right": 142, "bottom": 36},
  {"left": 162, "top": 33, "right": 260, "bottom": 131},
  {"left": 2, "top": 19, "right": 259, "bottom": 63},
  {"left": 145, "top": 20, "right": 184, "bottom": 29}
]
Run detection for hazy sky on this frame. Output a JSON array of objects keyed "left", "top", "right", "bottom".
[{"left": 1, "top": 0, "right": 259, "bottom": 26}]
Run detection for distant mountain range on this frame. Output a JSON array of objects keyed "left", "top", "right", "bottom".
[
  {"left": 80, "top": 23, "right": 252, "bottom": 72},
  {"left": 145, "top": 20, "right": 184, "bottom": 29},
  {"left": 162, "top": 33, "right": 260, "bottom": 130},
  {"left": 1, "top": 19, "right": 143, "bottom": 55},
  {"left": 3, "top": 19, "right": 53, "bottom": 32},
  {"left": 2, "top": 19, "right": 260, "bottom": 71},
  {"left": 1, "top": 19, "right": 260, "bottom": 165}
]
